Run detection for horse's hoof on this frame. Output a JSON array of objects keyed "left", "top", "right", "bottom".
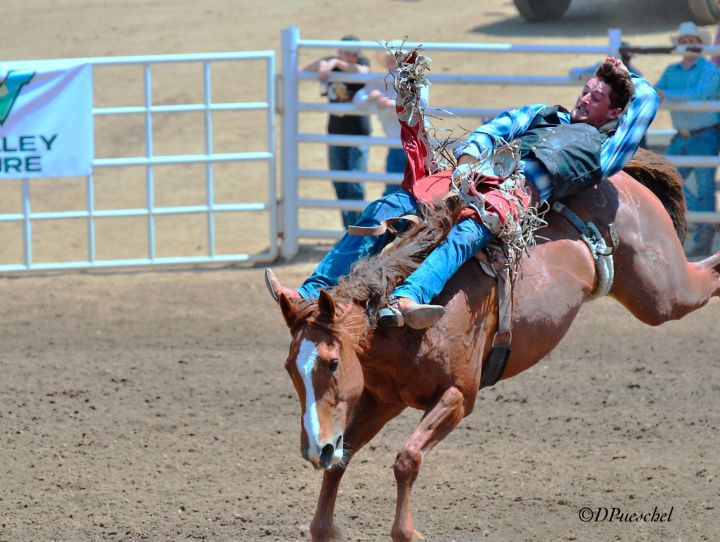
[
  {"left": 391, "top": 528, "right": 424, "bottom": 542},
  {"left": 310, "top": 524, "right": 344, "bottom": 542}
]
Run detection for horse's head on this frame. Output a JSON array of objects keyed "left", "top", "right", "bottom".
[{"left": 278, "top": 289, "right": 365, "bottom": 470}]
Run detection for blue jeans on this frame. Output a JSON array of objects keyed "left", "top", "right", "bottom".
[
  {"left": 298, "top": 189, "right": 418, "bottom": 298},
  {"left": 393, "top": 219, "right": 492, "bottom": 304},
  {"left": 667, "top": 130, "right": 720, "bottom": 213},
  {"left": 298, "top": 188, "right": 493, "bottom": 303},
  {"left": 328, "top": 145, "right": 369, "bottom": 228},
  {"left": 383, "top": 147, "right": 407, "bottom": 197}
]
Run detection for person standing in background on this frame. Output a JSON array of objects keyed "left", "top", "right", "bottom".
[
  {"left": 301, "top": 35, "right": 371, "bottom": 228},
  {"left": 656, "top": 22, "right": 720, "bottom": 256}
]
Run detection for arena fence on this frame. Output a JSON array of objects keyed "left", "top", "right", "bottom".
[
  {"left": 0, "top": 51, "right": 276, "bottom": 272},
  {"left": 279, "top": 25, "right": 720, "bottom": 260}
]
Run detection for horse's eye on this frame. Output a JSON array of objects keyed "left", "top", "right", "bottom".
[{"left": 328, "top": 359, "right": 339, "bottom": 373}]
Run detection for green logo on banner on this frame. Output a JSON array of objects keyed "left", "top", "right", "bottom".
[{"left": 0, "top": 71, "right": 35, "bottom": 126}]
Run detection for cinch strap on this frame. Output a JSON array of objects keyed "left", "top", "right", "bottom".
[
  {"left": 552, "top": 201, "right": 618, "bottom": 300},
  {"left": 477, "top": 244, "right": 513, "bottom": 389}
]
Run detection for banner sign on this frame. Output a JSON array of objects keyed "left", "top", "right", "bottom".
[{"left": 0, "top": 60, "right": 93, "bottom": 178}]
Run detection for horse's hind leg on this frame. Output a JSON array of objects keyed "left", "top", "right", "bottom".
[
  {"left": 696, "top": 252, "right": 720, "bottom": 273},
  {"left": 310, "top": 391, "right": 404, "bottom": 542},
  {"left": 392, "top": 386, "right": 465, "bottom": 542},
  {"left": 611, "top": 210, "right": 720, "bottom": 325}
]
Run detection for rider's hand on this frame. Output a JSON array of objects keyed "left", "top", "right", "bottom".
[{"left": 605, "top": 56, "right": 629, "bottom": 73}]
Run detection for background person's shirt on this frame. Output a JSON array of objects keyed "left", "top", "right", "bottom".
[
  {"left": 325, "top": 55, "right": 372, "bottom": 136},
  {"left": 656, "top": 57, "right": 720, "bottom": 132}
]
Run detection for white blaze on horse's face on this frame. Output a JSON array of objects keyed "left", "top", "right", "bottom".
[{"left": 289, "top": 337, "right": 346, "bottom": 470}]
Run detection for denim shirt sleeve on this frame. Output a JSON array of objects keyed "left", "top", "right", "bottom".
[
  {"left": 455, "top": 104, "right": 548, "bottom": 159},
  {"left": 600, "top": 74, "right": 659, "bottom": 178}
]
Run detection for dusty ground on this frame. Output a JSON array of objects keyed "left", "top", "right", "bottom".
[{"left": 1, "top": 0, "right": 719, "bottom": 541}]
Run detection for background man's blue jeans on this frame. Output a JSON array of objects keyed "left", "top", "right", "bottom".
[
  {"left": 668, "top": 130, "right": 720, "bottom": 213},
  {"left": 668, "top": 130, "right": 720, "bottom": 253},
  {"left": 383, "top": 147, "right": 407, "bottom": 197},
  {"left": 328, "top": 145, "right": 369, "bottom": 228},
  {"left": 298, "top": 188, "right": 493, "bottom": 302}
]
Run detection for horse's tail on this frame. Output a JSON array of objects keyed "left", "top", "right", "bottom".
[{"left": 622, "top": 147, "right": 687, "bottom": 242}]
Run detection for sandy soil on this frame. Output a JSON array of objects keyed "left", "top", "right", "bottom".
[{"left": 1, "top": 0, "right": 719, "bottom": 541}]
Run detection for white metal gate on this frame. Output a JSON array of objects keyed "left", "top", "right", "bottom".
[{"left": 0, "top": 50, "right": 276, "bottom": 271}]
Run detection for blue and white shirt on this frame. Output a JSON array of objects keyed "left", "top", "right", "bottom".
[
  {"left": 455, "top": 74, "right": 659, "bottom": 201},
  {"left": 656, "top": 56, "right": 720, "bottom": 132}
]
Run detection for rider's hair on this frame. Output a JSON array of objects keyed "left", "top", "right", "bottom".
[{"left": 594, "top": 61, "right": 634, "bottom": 110}]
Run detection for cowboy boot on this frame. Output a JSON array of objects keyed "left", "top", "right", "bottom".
[
  {"left": 378, "top": 297, "right": 446, "bottom": 329},
  {"left": 264, "top": 268, "right": 302, "bottom": 303}
]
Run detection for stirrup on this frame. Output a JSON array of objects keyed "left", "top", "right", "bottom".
[
  {"left": 378, "top": 299, "right": 446, "bottom": 329},
  {"left": 378, "top": 301, "right": 404, "bottom": 328}
]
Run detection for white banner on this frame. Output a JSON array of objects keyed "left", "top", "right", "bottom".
[{"left": 0, "top": 60, "right": 93, "bottom": 178}]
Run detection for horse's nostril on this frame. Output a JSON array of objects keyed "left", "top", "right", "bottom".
[{"left": 320, "top": 443, "right": 335, "bottom": 465}]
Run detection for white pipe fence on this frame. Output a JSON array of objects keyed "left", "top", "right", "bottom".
[
  {"left": 4, "top": 31, "right": 719, "bottom": 271},
  {"left": 280, "top": 26, "right": 720, "bottom": 257},
  {"left": 0, "top": 51, "right": 277, "bottom": 272}
]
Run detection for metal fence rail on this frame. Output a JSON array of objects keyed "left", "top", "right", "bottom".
[{"left": 0, "top": 50, "right": 277, "bottom": 272}]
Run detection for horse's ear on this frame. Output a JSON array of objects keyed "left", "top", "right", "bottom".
[
  {"left": 279, "top": 293, "right": 299, "bottom": 328},
  {"left": 317, "top": 289, "right": 336, "bottom": 319}
]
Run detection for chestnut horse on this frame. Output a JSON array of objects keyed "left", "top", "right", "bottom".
[{"left": 269, "top": 149, "right": 720, "bottom": 542}]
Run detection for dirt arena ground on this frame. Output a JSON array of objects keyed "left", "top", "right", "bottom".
[{"left": 2, "top": 0, "right": 720, "bottom": 540}]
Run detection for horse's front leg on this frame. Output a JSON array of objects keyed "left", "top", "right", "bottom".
[
  {"left": 392, "top": 386, "right": 465, "bottom": 542},
  {"left": 310, "top": 390, "right": 405, "bottom": 542},
  {"left": 310, "top": 468, "right": 344, "bottom": 542}
]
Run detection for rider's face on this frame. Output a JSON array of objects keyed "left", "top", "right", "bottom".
[{"left": 571, "top": 78, "right": 622, "bottom": 128}]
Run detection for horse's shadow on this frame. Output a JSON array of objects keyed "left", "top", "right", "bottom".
[{"left": 471, "top": 0, "right": 695, "bottom": 38}]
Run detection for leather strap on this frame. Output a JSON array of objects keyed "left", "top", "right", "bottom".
[
  {"left": 552, "top": 201, "right": 617, "bottom": 299},
  {"left": 347, "top": 214, "right": 421, "bottom": 237},
  {"left": 477, "top": 245, "right": 514, "bottom": 389}
]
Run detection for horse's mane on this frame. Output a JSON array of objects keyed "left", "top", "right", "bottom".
[
  {"left": 331, "top": 200, "right": 459, "bottom": 327},
  {"left": 622, "top": 147, "right": 687, "bottom": 242},
  {"left": 289, "top": 296, "right": 368, "bottom": 339}
]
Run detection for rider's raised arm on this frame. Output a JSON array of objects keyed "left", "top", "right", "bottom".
[
  {"left": 454, "top": 104, "right": 547, "bottom": 162},
  {"left": 600, "top": 74, "right": 660, "bottom": 178}
]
